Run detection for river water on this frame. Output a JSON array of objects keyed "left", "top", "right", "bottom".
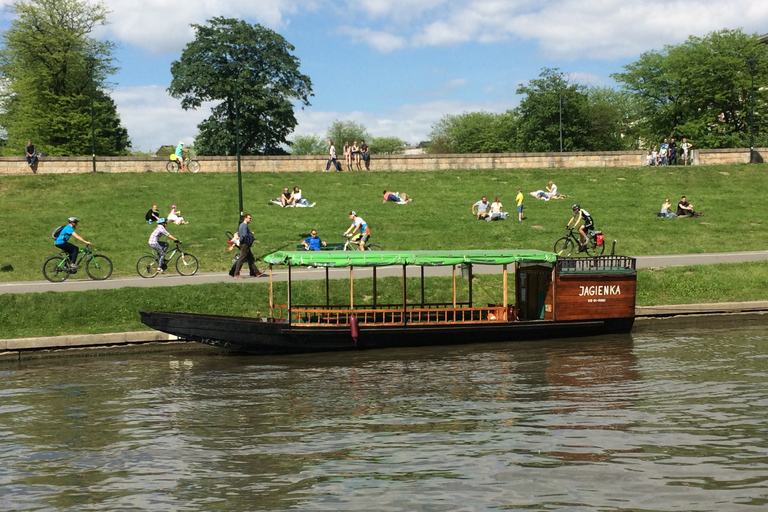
[{"left": 2, "top": 319, "right": 768, "bottom": 511}]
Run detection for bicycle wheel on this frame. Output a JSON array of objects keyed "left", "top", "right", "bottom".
[
  {"left": 187, "top": 160, "right": 201, "bottom": 173},
  {"left": 166, "top": 160, "right": 180, "bottom": 173},
  {"left": 584, "top": 238, "right": 605, "bottom": 257},
  {"left": 86, "top": 254, "right": 113, "bottom": 280},
  {"left": 176, "top": 252, "right": 198, "bottom": 276},
  {"left": 137, "top": 255, "right": 159, "bottom": 278},
  {"left": 554, "top": 237, "right": 574, "bottom": 257},
  {"left": 365, "top": 243, "right": 383, "bottom": 251},
  {"left": 43, "top": 255, "right": 70, "bottom": 282}
]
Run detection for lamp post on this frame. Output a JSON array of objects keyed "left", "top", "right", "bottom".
[
  {"left": 748, "top": 58, "right": 757, "bottom": 164},
  {"left": 228, "top": 61, "right": 244, "bottom": 219},
  {"left": 559, "top": 92, "right": 563, "bottom": 153},
  {"left": 84, "top": 56, "right": 96, "bottom": 173}
]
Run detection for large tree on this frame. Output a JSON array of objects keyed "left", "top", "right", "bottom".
[
  {"left": 514, "top": 68, "right": 591, "bottom": 152},
  {"left": 0, "top": 0, "right": 130, "bottom": 156},
  {"left": 612, "top": 29, "right": 768, "bottom": 149},
  {"left": 169, "top": 17, "right": 313, "bottom": 156},
  {"left": 326, "top": 120, "right": 369, "bottom": 148},
  {"left": 427, "top": 111, "right": 518, "bottom": 154}
]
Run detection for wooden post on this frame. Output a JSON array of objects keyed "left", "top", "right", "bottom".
[
  {"left": 452, "top": 265, "right": 456, "bottom": 308},
  {"left": 420, "top": 266, "right": 425, "bottom": 307},
  {"left": 269, "top": 264, "right": 274, "bottom": 318},
  {"left": 502, "top": 264, "right": 508, "bottom": 321},
  {"left": 325, "top": 266, "right": 330, "bottom": 306},
  {"left": 468, "top": 263, "right": 473, "bottom": 308},
  {"left": 287, "top": 263, "right": 292, "bottom": 325},
  {"left": 402, "top": 264, "right": 407, "bottom": 325},
  {"left": 373, "top": 267, "right": 377, "bottom": 309},
  {"left": 350, "top": 266, "right": 354, "bottom": 309}
]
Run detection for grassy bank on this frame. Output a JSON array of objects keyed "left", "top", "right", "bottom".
[
  {"left": 1, "top": 164, "right": 767, "bottom": 282},
  {"left": 3, "top": 261, "right": 768, "bottom": 339}
]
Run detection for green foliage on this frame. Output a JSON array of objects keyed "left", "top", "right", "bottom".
[
  {"left": 515, "top": 68, "right": 591, "bottom": 152},
  {"left": 0, "top": 0, "right": 130, "bottom": 156},
  {"left": 369, "top": 136, "right": 404, "bottom": 155},
  {"left": 168, "top": 17, "right": 313, "bottom": 156},
  {"left": 612, "top": 29, "right": 768, "bottom": 149},
  {"left": 585, "top": 87, "right": 641, "bottom": 151},
  {"left": 326, "top": 120, "right": 369, "bottom": 148},
  {"left": 427, "top": 111, "right": 518, "bottom": 153},
  {"left": 290, "top": 134, "right": 327, "bottom": 155}
]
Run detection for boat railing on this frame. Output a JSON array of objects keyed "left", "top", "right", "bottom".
[
  {"left": 276, "top": 305, "right": 510, "bottom": 326},
  {"left": 558, "top": 255, "right": 636, "bottom": 273},
  {"left": 290, "top": 302, "right": 471, "bottom": 310}
]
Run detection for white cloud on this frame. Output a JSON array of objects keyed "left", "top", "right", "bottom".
[
  {"left": 336, "top": 26, "right": 407, "bottom": 53},
  {"left": 111, "top": 85, "right": 213, "bottom": 152}
]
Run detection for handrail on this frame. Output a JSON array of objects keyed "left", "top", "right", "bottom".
[{"left": 276, "top": 305, "right": 510, "bottom": 326}]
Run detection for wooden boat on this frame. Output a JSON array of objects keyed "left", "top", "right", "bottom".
[{"left": 140, "top": 250, "right": 637, "bottom": 355}]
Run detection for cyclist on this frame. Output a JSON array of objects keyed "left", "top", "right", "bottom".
[
  {"left": 174, "top": 141, "right": 188, "bottom": 172},
  {"left": 149, "top": 217, "right": 180, "bottom": 272},
  {"left": 566, "top": 204, "right": 595, "bottom": 252},
  {"left": 54, "top": 217, "right": 91, "bottom": 270},
  {"left": 343, "top": 211, "right": 370, "bottom": 250}
]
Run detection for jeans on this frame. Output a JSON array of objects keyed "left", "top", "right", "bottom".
[
  {"left": 150, "top": 241, "right": 169, "bottom": 266},
  {"left": 55, "top": 242, "right": 79, "bottom": 264}
]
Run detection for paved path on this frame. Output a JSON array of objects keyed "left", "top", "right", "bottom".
[{"left": 3, "top": 250, "right": 768, "bottom": 295}]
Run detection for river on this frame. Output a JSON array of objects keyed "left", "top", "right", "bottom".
[{"left": 2, "top": 318, "right": 767, "bottom": 511}]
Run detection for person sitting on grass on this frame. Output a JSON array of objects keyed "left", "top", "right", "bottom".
[
  {"left": 472, "top": 196, "right": 490, "bottom": 219},
  {"left": 383, "top": 190, "right": 412, "bottom": 204},
  {"left": 302, "top": 229, "right": 327, "bottom": 251},
  {"left": 488, "top": 197, "right": 504, "bottom": 221},
  {"left": 145, "top": 204, "right": 160, "bottom": 224},
  {"left": 676, "top": 196, "right": 695, "bottom": 217},
  {"left": 292, "top": 186, "right": 315, "bottom": 207},
  {"left": 280, "top": 187, "right": 295, "bottom": 207},
  {"left": 659, "top": 198, "right": 677, "bottom": 217}
]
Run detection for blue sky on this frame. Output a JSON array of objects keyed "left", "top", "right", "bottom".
[{"left": 2, "top": 0, "right": 767, "bottom": 152}]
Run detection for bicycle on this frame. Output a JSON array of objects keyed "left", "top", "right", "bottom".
[
  {"left": 136, "top": 241, "right": 199, "bottom": 277},
  {"left": 166, "top": 155, "right": 200, "bottom": 173},
  {"left": 335, "top": 234, "right": 382, "bottom": 251},
  {"left": 553, "top": 227, "right": 605, "bottom": 257},
  {"left": 42, "top": 246, "right": 113, "bottom": 282}
]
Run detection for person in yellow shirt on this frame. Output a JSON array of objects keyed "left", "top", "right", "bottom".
[{"left": 515, "top": 189, "right": 524, "bottom": 221}]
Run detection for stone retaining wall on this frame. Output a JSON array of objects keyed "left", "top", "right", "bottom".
[{"left": 1, "top": 148, "right": 765, "bottom": 175}]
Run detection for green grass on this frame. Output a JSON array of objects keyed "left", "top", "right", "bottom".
[
  {"left": 3, "top": 260, "right": 768, "bottom": 340},
  {"left": 2, "top": 164, "right": 767, "bottom": 282}
]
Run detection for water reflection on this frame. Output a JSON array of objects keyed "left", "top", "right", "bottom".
[{"left": 2, "top": 321, "right": 768, "bottom": 511}]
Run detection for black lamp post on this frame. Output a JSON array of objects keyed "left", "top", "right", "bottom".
[
  {"left": 559, "top": 92, "right": 563, "bottom": 153},
  {"left": 228, "top": 61, "right": 244, "bottom": 218},
  {"left": 85, "top": 56, "right": 96, "bottom": 173},
  {"left": 748, "top": 58, "right": 757, "bottom": 164}
]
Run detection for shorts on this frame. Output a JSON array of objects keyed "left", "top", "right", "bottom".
[
  {"left": 583, "top": 222, "right": 594, "bottom": 231},
  {"left": 517, "top": 205, "right": 523, "bottom": 213}
]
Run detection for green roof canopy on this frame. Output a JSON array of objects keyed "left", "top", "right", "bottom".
[{"left": 264, "top": 249, "right": 557, "bottom": 268}]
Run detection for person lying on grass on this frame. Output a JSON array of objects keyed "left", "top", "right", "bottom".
[{"left": 383, "top": 191, "right": 412, "bottom": 204}]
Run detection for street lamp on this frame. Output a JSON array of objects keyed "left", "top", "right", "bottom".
[
  {"left": 748, "top": 58, "right": 757, "bottom": 164},
  {"left": 559, "top": 92, "right": 563, "bottom": 153},
  {"left": 84, "top": 56, "right": 96, "bottom": 173},
  {"left": 228, "top": 61, "right": 244, "bottom": 218}
]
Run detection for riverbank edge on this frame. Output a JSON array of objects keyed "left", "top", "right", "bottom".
[{"left": 3, "top": 300, "right": 768, "bottom": 362}]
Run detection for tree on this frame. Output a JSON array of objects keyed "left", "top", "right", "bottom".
[
  {"left": 612, "top": 29, "right": 768, "bottom": 149},
  {"left": 514, "top": 68, "right": 590, "bottom": 152},
  {"left": 290, "top": 134, "right": 326, "bottom": 155},
  {"left": 0, "top": 0, "right": 130, "bottom": 156},
  {"left": 326, "top": 120, "right": 369, "bottom": 147},
  {"left": 169, "top": 17, "right": 313, "bottom": 156},
  {"left": 584, "top": 87, "right": 640, "bottom": 151},
  {"left": 427, "top": 111, "right": 518, "bottom": 153},
  {"left": 369, "top": 137, "right": 404, "bottom": 155}
]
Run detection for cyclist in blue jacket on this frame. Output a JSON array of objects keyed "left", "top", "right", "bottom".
[{"left": 54, "top": 217, "right": 90, "bottom": 269}]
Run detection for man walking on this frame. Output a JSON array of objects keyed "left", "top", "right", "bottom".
[{"left": 232, "top": 214, "right": 261, "bottom": 278}]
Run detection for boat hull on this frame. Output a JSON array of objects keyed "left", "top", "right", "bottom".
[{"left": 140, "top": 310, "right": 634, "bottom": 355}]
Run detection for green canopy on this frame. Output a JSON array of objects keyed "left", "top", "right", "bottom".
[{"left": 264, "top": 249, "right": 557, "bottom": 268}]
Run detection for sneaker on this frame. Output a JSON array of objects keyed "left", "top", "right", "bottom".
[
  {"left": 158, "top": 269, "right": 165, "bottom": 274},
  {"left": 233, "top": 275, "right": 244, "bottom": 279},
  {"left": 69, "top": 264, "right": 80, "bottom": 270},
  {"left": 310, "top": 202, "right": 316, "bottom": 207}
]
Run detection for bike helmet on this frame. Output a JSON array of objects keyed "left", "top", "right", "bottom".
[
  {"left": 572, "top": 204, "right": 580, "bottom": 211},
  {"left": 349, "top": 211, "right": 357, "bottom": 216},
  {"left": 68, "top": 216, "right": 79, "bottom": 223},
  {"left": 157, "top": 217, "right": 167, "bottom": 224}
]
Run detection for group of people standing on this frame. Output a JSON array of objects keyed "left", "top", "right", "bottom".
[
  {"left": 326, "top": 140, "right": 370, "bottom": 171},
  {"left": 648, "top": 138, "right": 692, "bottom": 166}
]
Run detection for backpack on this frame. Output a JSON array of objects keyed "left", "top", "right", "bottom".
[{"left": 51, "top": 225, "right": 65, "bottom": 240}]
